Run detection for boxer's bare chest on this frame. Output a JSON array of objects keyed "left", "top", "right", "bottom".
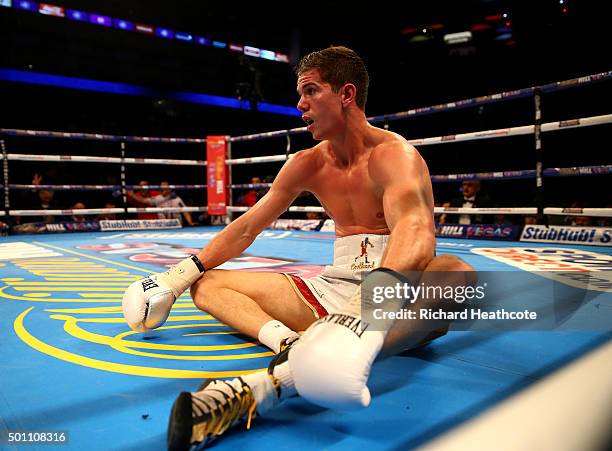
[{"left": 307, "top": 153, "right": 390, "bottom": 236}]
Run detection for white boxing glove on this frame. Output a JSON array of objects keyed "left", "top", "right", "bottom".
[
  {"left": 122, "top": 255, "right": 205, "bottom": 331},
  {"left": 289, "top": 268, "right": 410, "bottom": 410},
  {"left": 289, "top": 312, "right": 383, "bottom": 409}
]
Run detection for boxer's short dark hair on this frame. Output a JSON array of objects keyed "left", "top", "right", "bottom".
[{"left": 297, "top": 46, "right": 369, "bottom": 110}]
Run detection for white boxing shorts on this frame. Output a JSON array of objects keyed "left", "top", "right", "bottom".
[{"left": 283, "top": 234, "right": 390, "bottom": 318}]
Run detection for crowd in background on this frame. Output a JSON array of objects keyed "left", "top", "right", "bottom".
[{"left": 1, "top": 170, "right": 609, "bottom": 233}]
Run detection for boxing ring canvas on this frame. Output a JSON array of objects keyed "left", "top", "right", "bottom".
[{"left": 1, "top": 227, "right": 610, "bottom": 450}]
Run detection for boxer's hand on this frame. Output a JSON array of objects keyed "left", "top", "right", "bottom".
[
  {"left": 289, "top": 307, "right": 384, "bottom": 409},
  {"left": 122, "top": 255, "right": 205, "bottom": 331},
  {"left": 288, "top": 268, "right": 410, "bottom": 410}
]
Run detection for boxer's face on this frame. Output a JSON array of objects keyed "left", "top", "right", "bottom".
[{"left": 297, "top": 69, "right": 343, "bottom": 140}]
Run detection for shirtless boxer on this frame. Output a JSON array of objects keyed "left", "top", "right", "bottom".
[{"left": 121, "top": 46, "right": 473, "bottom": 450}]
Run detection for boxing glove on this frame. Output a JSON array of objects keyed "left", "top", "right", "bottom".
[
  {"left": 122, "top": 255, "right": 205, "bottom": 331},
  {"left": 289, "top": 268, "right": 409, "bottom": 409}
]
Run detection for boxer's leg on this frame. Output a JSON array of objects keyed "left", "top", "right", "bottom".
[{"left": 190, "top": 270, "right": 317, "bottom": 352}]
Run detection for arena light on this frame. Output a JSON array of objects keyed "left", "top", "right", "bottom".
[
  {"left": 155, "top": 27, "right": 174, "bottom": 39},
  {"left": 471, "top": 23, "right": 492, "bottom": 32},
  {"left": 443, "top": 31, "right": 472, "bottom": 45},
  {"left": 274, "top": 53, "right": 289, "bottom": 62},
  {"left": 260, "top": 50, "right": 275, "bottom": 60},
  {"left": 409, "top": 35, "right": 432, "bottom": 43},
  {"left": 195, "top": 36, "right": 211, "bottom": 46},
  {"left": 400, "top": 27, "right": 417, "bottom": 34},
  {"left": 495, "top": 33, "right": 513, "bottom": 41},
  {"left": 113, "top": 19, "right": 134, "bottom": 31},
  {"left": 7, "top": 2, "right": 289, "bottom": 64},
  {"left": 244, "top": 46, "right": 260, "bottom": 57},
  {"left": 14, "top": 0, "right": 37, "bottom": 11},
  {"left": 90, "top": 14, "right": 112, "bottom": 27},
  {"left": 65, "top": 9, "right": 88, "bottom": 21},
  {"left": 0, "top": 68, "right": 301, "bottom": 116},
  {"left": 175, "top": 32, "right": 193, "bottom": 42},
  {"left": 38, "top": 3, "right": 63, "bottom": 17},
  {"left": 134, "top": 23, "right": 154, "bottom": 34}
]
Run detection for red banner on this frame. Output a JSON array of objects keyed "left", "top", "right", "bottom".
[{"left": 206, "top": 136, "right": 227, "bottom": 215}]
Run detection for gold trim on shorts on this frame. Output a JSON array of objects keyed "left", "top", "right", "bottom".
[{"left": 281, "top": 273, "right": 321, "bottom": 320}]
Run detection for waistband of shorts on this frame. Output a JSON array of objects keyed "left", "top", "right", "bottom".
[{"left": 332, "top": 233, "right": 389, "bottom": 269}]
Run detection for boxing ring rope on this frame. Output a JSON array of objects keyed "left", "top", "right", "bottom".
[
  {"left": 226, "top": 113, "right": 612, "bottom": 218},
  {"left": 229, "top": 71, "right": 612, "bottom": 142},
  {"left": 0, "top": 129, "right": 209, "bottom": 219},
  {"left": 3, "top": 113, "right": 611, "bottom": 219},
  {"left": 5, "top": 154, "right": 206, "bottom": 166},
  {"left": 10, "top": 207, "right": 208, "bottom": 217},
  {"left": 0, "top": 129, "right": 207, "bottom": 143},
  {"left": 1, "top": 71, "right": 611, "bottom": 223},
  {"left": 226, "top": 205, "right": 612, "bottom": 218},
  {"left": 7, "top": 184, "right": 207, "bottom": 190},
  {"left": 230, "top": 165, "right": 611, "bottom": 187}
]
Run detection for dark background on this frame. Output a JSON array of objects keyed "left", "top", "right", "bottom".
[{"left": 1, "top": 0, "right": 610, "bottom": 218}]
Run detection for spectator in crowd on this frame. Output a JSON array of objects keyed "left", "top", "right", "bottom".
[
  {"left": 523, "top": 215, "right": 538, "bottom": 225},
  {"left": 564, "top": 202, "right": 594, "bottom": 228},
  {"left": 439, "top": 180, "right": 491, "bottom": 225},
  {"left": 433, "top": 201, "right": 444, "bottom": 224},
  {"left": 572, "top": 215, "right": 593, "bottom": 227},
  {"left": 97, "top": 201, "right": 118, "bottom": 220},
  {"left": 596, "top": 204, "right": 612, "bottom": 227},
  {"left": 128, "top": 181, "right": 195, "bottom": 226},
  {"left": 305, "top": 211, "right": 328, "bottom": 231},
  {"left": 493, "top": 213, "right": 513, "bottom": 225},
  {"left": 70, "top": 202, "right": 87, "bottom": 222},
  {"left": 210, "top": 215, "right": 225, "bottom": 225},
  {"left": 127, "top": 180, "right": 159, "bottom": 219},
  {"left": 21, "top": 173, "right": 59, "bottom": 223},
  {"left": 237, "top": 176, "right": 263, "bottom": 207},
  {"left": 157, "top": 181, "right": 195, "bottom": 226}
]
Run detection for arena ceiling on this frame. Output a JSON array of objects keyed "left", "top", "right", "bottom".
[{"left": 2, "top": 0, "right": 610, "bottom": 134}]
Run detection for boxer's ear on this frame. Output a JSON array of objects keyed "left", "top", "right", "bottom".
[{"left": 340, "top": 83, "right": 357, "bottom": 107}]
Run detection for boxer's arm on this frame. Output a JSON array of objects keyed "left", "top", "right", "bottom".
[
  {"left": 197, "top": 151, "right": 313, "bottom": 269},
  {"left": 369, "top": 142, "right": 436, "bottom": 272}
]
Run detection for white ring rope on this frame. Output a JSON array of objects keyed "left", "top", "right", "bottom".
[
  {"left": 225, "top": 206, "right": 612, "bottom": 217},
  {"left": 9, "top": 206, "right": 612, "bottom": 218},
  {"left": 407, "top": 114, "right": 612, "bottom": 147},
  {"left": 10, "top": 207, "right": 208, "bottom": 216},
  {"left": 10, "top": 208, "right": 126, "bottom": 216},
  {"left": 126, "top": 207, "right": 208, "bottom": 214},
  {"left": 6, "top": 154, "right": 206, "bottom": 166},
  {"left": 6, "top": 113, "right": 611, "bottom": 165},
  {"left": 543, "top": 208, "right": 612, "bottom": 217},
  {"left": 226, "top": 155, "right": 288, "bottom": 165}
]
